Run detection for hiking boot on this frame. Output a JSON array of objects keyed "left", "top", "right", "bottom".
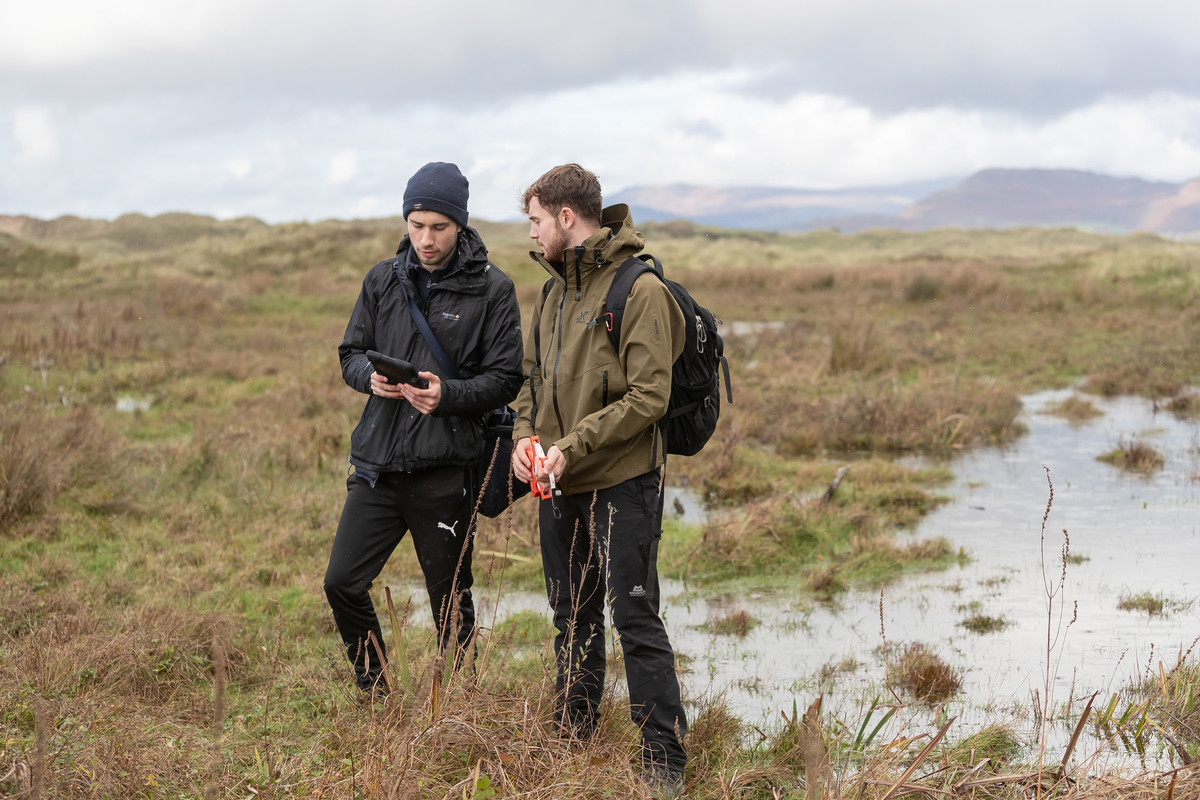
[
  {"left": 356, "top": 672, "right": 392, "bottom": 706},
  {"left": 552, "top": 706, "right": 598, "bottom": 744},
  {"left": 643, "top": 765, "right": 684, "bottom": 799}
]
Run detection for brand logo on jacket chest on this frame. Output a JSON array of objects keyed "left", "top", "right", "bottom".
[{"left": 574, "top": 309, "right": 602, "bottom": 329}]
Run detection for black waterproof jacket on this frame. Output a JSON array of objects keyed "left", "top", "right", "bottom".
[{"left": 338, "top": 226, "right": 524, "bottom": 473}]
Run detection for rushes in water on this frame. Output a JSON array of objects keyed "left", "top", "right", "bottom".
[
  {"left": 1097, "top": 438, "right": 1165, "bottom": 473},
  {"left": 886, "top": 642, "right": 962, "bottom": 703}
]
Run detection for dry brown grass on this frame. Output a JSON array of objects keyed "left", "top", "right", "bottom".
[
  {"left": 1, "top": 404, "right": 128, "bottom": 533},
  {"left": 6, "top": 216, "right": 1200, "bottom": 798},
  {"left": 886, "top": 642, "right": 963, "bottom": 703},
  {"left": 1097, "top": 439, "right": 1166, "bottom": 474},
  {"left": 1046, "top": 394, "right": 1105, "bottom": 422},
  {"left": 1164, "top": 392, "right": 1200, "bottom": 419},
  {"left": 708, "top": 609, "right": 757, "bottom": 637}
]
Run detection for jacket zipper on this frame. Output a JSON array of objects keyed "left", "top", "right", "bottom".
[
  {"left": 602, "top": 370, "right": 608, "bottom": 407},
  {"left": 550, "top": 286, "right": 567, "bottom": 438}
]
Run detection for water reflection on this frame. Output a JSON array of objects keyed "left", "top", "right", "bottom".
[
  {"left": 401, "top": 390, "right": 1200, "bottom": 762},
  {"left": 669, "top": 388, "right": 1200, "bottom": 760}
]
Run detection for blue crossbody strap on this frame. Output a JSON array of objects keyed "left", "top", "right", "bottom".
[{"left": 393, "top": 258, "right": 462, "bottom": 381}]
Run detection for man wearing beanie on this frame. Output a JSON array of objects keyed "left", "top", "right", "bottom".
[{"left": 324, "top": 162, "right": 524, "bottom": 696}]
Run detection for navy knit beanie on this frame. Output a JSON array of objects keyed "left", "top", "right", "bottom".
[{"left": 403, "top": 162, "right": 469, "bottom": 228}]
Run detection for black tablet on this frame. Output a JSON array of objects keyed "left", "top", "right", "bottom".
[{"left": 366, "top": 350, "right": 429, "bottom": 388}]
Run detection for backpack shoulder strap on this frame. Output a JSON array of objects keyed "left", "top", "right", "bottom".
[{"left": 604, "top": 254, "right": 663, "bottom": 352}]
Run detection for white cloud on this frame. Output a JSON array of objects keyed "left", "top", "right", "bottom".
[
  {"left": 7, "top": 1, "right": 1200, "bottom": 116},
  {"left": 468, "top": 72, "right": 1200, "bottom": 204},
  {"left": 327, "top": 151, "right": 359, "bottom": 185},
  {"left": 7, "top": 71, "right": 1200, "bottom": 224},
  {"left": 12, "top": 106, "right": 59, "bottom": 164},
  {"left": 0, "top": 0, "right": 257, "bottom": 68},
  {"left": 3, "top": 2, "right": 1200, "bottom": 222},
  {"left": 225, "top": 157, "right": 253, "bottom": 181}
]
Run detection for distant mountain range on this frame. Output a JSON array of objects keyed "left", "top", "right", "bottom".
[{"left": 612, "top": 169, "right": 1200, "bottom": 235}]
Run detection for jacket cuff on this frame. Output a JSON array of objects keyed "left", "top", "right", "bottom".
[
  {"left": 430, "top": 378, "right": 456, "bottom": 417},
  {"left": 555, "top": 435, "right": 580, "bottom": 466}
]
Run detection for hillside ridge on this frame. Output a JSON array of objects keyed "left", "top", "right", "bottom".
[{"left": 611, "top": 168, "right": 1200, "bottom": 234}]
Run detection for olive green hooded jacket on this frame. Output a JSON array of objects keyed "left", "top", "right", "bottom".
[{"left": 512, "top": 204, "right": 684, "bottom": 495}]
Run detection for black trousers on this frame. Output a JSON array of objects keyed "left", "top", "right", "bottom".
[
  {"left": 324, "top": 466, "right": 475, "bottom": 690},
  {"left": 539, "top": 471, "right": 687, "bottom": 773}
]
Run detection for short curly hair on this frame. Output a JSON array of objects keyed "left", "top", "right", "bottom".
[{"left": 520, "top": 163, "right": 602, "bottom": 225}]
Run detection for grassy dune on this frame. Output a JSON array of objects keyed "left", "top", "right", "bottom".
[{"left": 3, "top": 213, "right": 1200, "bottom": 797}]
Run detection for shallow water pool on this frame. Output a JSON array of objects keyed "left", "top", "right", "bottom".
[
  {"left": 666, "top": 388, "right": 1200, "bottom": 761},
  {"left": 409, "top": 389, "right": 1200, "bottom": 763}
]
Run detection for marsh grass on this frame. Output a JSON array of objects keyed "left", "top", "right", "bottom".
[
  {"left": 953, "top": 597, "right": 1011, "bottom": 634},
  {"left": 1097, "top": 439, "right": 1166, "bottom": 474},
  {"left": 1116, "top": 592, "right": 1175, "bottom": 617},
  {"left": 1045, "top": 394, "right": 1104, "bottom": 422},
  {"left": 1164, "top": 391, "right": 1200, "bottom": 419},
  {"left": 944, "top": 722, "right": 1024, "bottom": 765},
  {"left": 705, "top": 609, "right": 758, "bottom": 637},
  {"left": 675, "top": 477, "right": 957, "bottom": 590},
  {"left": 959, "top": 612, "right": 1011, "bottom": 634},
  {"left": 886, "top": 641, "right": 963, "bottom": 703},
  {"left": 1, "top": 404, "right": 128, "bottom": 532},
  {"left": 903, "top": 273, "right": 944, "bottom": 302},
  {"left": 6, "top": 215, "right": 1200, "bottom": 797}
]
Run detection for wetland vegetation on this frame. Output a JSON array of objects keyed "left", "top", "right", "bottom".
[{"left": 3, "top": 213, "right": 1200, "bottom": 797}]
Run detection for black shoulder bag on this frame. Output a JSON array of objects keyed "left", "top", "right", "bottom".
[{"left": 393, "top": 260, "right": 529, "bottom": 518}]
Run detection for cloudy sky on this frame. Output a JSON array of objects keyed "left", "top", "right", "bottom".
[{"left": 3, "top": 0, "right": 1200, "bottom": 223}]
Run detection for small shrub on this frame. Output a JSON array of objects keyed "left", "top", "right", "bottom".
[
  {"left": 707, "top": 609, "right": 758, "bottom": 637},
  {"left": 0, "top": 411, "right": 60, "bottom": 531},
  {"left": 1045, "top": 394, "right": 1103, "bottom": 421},
  {"left": 779, "top": 379, "right": 1023, "bottom": 455},
  {"left": 828, "top": 319, "right": 881, "bottom": 376},
  {"left": 887, "top": 642, "right": 962, "bottom": 702},
  {"left": 904, "top": 274, "right": 943, "bottom": 302},
  {"left": 1117, "top": 592, "right": 1167, "bottom": 616},
  {"left": 1097, "top": 439, "right": 1164, "bottom": 474},
  {"left": 1083, "top": 366, "right": 1183, "bottom": 400},
  {"left": 0, "top": 406, "right": 120, "bottom": 532},
  {"left": 959, "top": 613, "right": 1009, "bottom": 634},
  {"left": 806, "top": 566, "right": 846, "bottom": 596},
  {"left": 945, "top": 723, "right": 1023, "bottom": 765},
  {"left": 1139, "top": 653, "right": 1200, "bottom": 747},
  {"left": 1166, "top": 392, "right": 1200, "bottom": 419}
]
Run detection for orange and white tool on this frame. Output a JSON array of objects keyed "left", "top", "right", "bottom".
[{"left": 525, "top": 436, "right": 556, "bottom": 499}]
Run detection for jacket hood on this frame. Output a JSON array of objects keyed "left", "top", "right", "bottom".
[
  {"left": 529, "top": 203, "right": 645, "bottom": 286},
  {"left": 397, "top": 224, "right": 491, "bottom": 276}
]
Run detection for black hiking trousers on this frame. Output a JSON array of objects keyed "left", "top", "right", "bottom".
[
  {"left": 539, "top": 470, "right": 688, "bottom": 774},
  {"left": 324, "top": 465, "right": 475, "bottom": 690}
]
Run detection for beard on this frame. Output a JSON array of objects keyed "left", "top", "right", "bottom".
[{"left": 540, "top": 221, "right": 567, "bottom": 266}]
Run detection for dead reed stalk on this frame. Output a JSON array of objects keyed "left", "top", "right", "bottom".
[{"left": 1036, "top": 465, "right": 1077, "bottom": 795}]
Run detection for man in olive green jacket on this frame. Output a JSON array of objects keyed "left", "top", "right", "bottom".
[{"left": 511, "top": 164, "right": 687, "bottom": 795}]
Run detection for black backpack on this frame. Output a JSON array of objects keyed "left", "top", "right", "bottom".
[{"left": 604, "top": 255, "right": 732, "bottom": 456}]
